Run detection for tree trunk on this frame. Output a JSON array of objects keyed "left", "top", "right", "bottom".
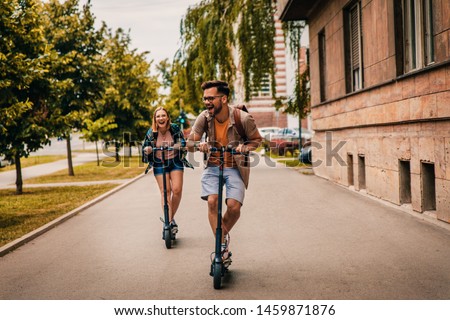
[
  {"left": 14, "top": 152, "right": 23, "bottom": 195},
  {"left": 95, "top": 140, "right": 100, "bottom": 166},
  {"left": 298, "top": 116, "right": 303, "bottom": 148},
  {"left": 66, "top": 132, "right": 74, "bottom": 176},
  {"left": 115, "top": 141, "right": 120, "bottom": 162}
]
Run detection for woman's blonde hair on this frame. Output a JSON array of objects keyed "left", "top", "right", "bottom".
[{"left": 152, "top": 107, "right": 172, "bottom": 132}]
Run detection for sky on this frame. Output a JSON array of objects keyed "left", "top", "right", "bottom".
[
  {"left": 86, "top": 0, "right": 201, "bottom": 66},
  {"left": 84, "top": 0, "right": 309, "bottom": 116}
]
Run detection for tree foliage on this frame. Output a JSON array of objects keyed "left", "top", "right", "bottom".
[
  {"left": 282, "top": 20, "right": 309, "bottom": 119},
  {"left": 100, "top": 27, "right": 160, "bottom": 159},
  {"left": 0, "top": 0, "right": 162, "bottom": 192},
  {"left": 172, "top": 0, "right": 276, "bottom": 113},
  {"left": 0, "top": 0, "right": 55, "bottom": 194},
  {"left": 42, "top": 0, "right": 106, "bottom": 175}
]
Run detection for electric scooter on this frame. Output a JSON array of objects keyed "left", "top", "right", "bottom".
[
  {"left": 208, "top": 146, "right": 243, "bottom": 289},
  {"left": 145, "top": 145, "right": 175, "bottom": 249}
]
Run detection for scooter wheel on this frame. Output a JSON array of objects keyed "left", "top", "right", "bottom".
[
  {"left": 213, "top": 262, "right": 222, "bottom": 289},
  {"left": 164, "top": 229, "right": 172, "bottom": 249}
]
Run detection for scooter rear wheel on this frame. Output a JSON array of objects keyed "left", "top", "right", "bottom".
[
  {"left": 164, "top": 229, "right": 172, "bottom": 249},
  {"left": 213, "top": 262, "right": 222, "bottom": 289}
]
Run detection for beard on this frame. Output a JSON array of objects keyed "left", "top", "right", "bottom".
[{"left": 213, "top": 100, "right": 223, "bottom": 116}]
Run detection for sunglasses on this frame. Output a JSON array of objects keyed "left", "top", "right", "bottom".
[{"left": 202, "top": 95, "right": 224, "bottom": 102}]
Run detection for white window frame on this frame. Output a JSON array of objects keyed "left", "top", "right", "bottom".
[{"left": 403, "top": 0, "right": 435, "bottom": 72}]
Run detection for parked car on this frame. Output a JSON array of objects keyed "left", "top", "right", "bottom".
[
  {"left": 294, "top": 128, "right": 313, "bottom": 141},
  {"left": 272, "top": 128, "right": 313, "bottom": 141},
  {"left": 299, "top": 141, "right": 312, "bottom": 164},
  {"left": 0, "top": 155, "right": 11, "bottom": 168},
  {"left": 275, "top": 127, "right": 298, "bottom": 139},
  {"left": 258, "top": 126, "right": 280, "bottom": 140}
]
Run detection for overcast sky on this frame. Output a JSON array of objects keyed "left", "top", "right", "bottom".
[
  {"left": 85, "top": 0, "right": 308, "bottom": 103},
  {"left": 87, "top": 0, "right": 200, "bottom": 66}
]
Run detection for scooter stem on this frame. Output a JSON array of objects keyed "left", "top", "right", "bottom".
[
  {"left": 161, "top": 146, "right": 170, "bottom": 228},
  {"left": 215, "top": 146, "right": 224, "bottom": 263}
]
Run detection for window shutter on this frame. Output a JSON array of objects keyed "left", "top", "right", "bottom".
[{"left": 350, "top": 5, "right": 360, "bottom": 69}]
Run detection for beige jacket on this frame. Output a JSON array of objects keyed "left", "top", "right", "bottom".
[{"left": 189, "top": 106, "right": 262, "bottom": 188}]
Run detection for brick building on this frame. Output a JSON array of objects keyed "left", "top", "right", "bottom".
[
  {"left": 279, "top": 0, "right": 450, "bottom": 223},
  {"left": 233, "top": 12, "right": 289, "bottom": 128}
]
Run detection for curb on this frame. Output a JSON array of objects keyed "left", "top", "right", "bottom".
[{"left": 0, "top": 173, "right": 146, "bottom": 257}]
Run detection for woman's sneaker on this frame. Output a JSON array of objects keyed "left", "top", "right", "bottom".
[
  {"left": 170, "top": 220, "right": 178, "bottom": 234},
  {"left": 222, "top": 248, "right": 232, "bottom": 268}
]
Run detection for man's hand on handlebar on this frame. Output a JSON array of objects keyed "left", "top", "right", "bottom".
[
  {"left": 194, "top": 142, "right": 207, "bottom": 153},
  {"left": 235, "top": 144, "right": 248, "bottom": 153}
]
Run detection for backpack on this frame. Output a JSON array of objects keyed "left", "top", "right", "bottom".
[{"left": 232, "top": 105, "right": 249, "bottom": 142}]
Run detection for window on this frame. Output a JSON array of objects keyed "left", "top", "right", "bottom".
[
  {"left": 347, "top": 154, "right": 354, "bottom": 186},
  {"left": 251, "top": 74, "right": 271, "bottom": 97},
  {"left": 399, "top": 160, "right": 412, "bottom": 204},
  {"left": 401, "top": 0, "right": 435, "bottom": 73},
  {"left": 358, "top": 155, "right": 366, "bottom": 190},
  {"left": 344, "top": 1, "right": 363, "bottom": 93},
  {"left": 421, "top": 162, "right": 436, "bottom": 211},
  {"left": 318, "top": 29, "right": 326, "bottom": 102}
]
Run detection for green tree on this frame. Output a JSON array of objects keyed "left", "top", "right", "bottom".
[
  {"left": 0, "top": 0, "right": 56, "bottom": 194},
  {"left": 101, "top": 28, "right": 159, "bottom": 160},
  {"left": 156, "top": 59, "right": 194, "bottom": 126},
  {"left": 80, "top": 116, "right": 117, "bottom": 166},
  {"left": 173, "top": 0, "right": 276, "bottom": 113},
  {"left": 42, "top": 0, "right": 106, "bottom": 175},
  {"left": 282, "top": 20, "right": 309, "bottom": 145}
]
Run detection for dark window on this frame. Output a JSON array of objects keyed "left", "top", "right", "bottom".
[
  {"left": 347, "top": 154, "right": 354, "bottom": 186},
  {"left": 251, "top": 74, "right": 271, "bottom": 97},
  {"left": 344, "top": 1, "right": 363, "bottom": 93},
  {"left": 399, "top": 160, "right": 412, "bottom": 204},
  {"left": 318, "top": 29, "right": 326, "bottom": 102},
  {"left": 358, "top": 155, "right": 366, "bottom": 189},
  {"left": 421, "top": 162, "right": 436, "bottom": 211}
]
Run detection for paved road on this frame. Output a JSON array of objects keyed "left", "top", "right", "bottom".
[
  {"left": 0, "top": 152, "right": 105, "bottom": 189},
  {"left": 0, "top": 134, "right": 139, "bottom": 188},
  {"left": 1, "top": 154, "right": 450, "bottom": 299}
]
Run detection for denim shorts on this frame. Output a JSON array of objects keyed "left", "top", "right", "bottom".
[
  {"left": 153, "top": 157, "right": 184, "bottom": 176},
  {"left": 201, "top": 166, "right": 245, "bottom": 205}
]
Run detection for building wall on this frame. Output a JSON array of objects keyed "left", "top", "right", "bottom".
[
  {"left": 237, "top": 11, "right": 289, "bottom": 128},
  {"left": 307, "top": 0, "right": 450, "bottom": 223}
]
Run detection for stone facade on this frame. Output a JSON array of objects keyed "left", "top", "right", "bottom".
[{"left": 280, "top": 0, "right": 450, "bottom": 223}]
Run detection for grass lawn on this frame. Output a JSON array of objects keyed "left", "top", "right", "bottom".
[
  {"left": 264, "top": 149, "right": 299, "bottom": 159},
  {"left": 278, "top": 159, "right": 304, "bottom": 167},
  {"left": 0, "top": 155, "right": 67, "bottom": 172},
  {"left": 0, "top": 185, "right": 118, "bottom": 247},
  {"left": 24, "top": 156, "right": 145, "bottom": 183},
  {"left": 0, "top": 156, "right": 145, "bottom": 248}
]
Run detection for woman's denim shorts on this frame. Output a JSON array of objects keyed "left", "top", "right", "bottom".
[{"left": 153, "top": 157, "right": 184, "bottom": 176}]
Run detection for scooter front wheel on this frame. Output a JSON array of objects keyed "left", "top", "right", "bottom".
[
  {"left": 164, "top": 228, "right": 172, "bottom": 249},
  {"left": 213, "top": 262, "right": 222, "bottom": 289}
]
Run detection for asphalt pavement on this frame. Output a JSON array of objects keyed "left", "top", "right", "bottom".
[{"left": 1, "top": 152, "right": 450, "bottom": 299}]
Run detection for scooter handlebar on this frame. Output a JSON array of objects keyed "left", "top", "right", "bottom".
[
  {"left": 185, "top": 141, "right": 248, "bottom": 154},
  {"left": 208, "top": 146, "right": 245, "bottom": 155}
]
